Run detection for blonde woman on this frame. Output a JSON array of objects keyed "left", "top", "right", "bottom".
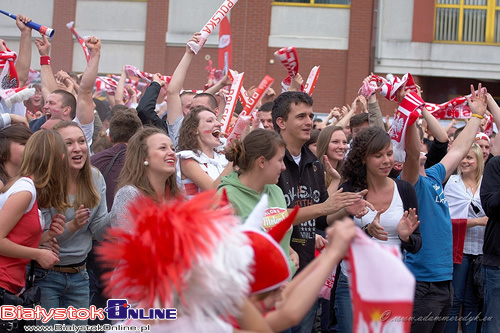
[
  {"left": 444, "top": 143, "right": 487, "bottom": 333},
  {"left": 35, "top": 121, "right": 108, "bottom": 329}
]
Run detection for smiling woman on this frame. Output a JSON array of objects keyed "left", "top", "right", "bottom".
[
  {"left": 177, "top": 106, "right": 233, "bottom": 196},
  {"left": 34, "top": 121, "right": 109, "bottom": 329},
  {"left": 109, "top": 127, "right": 180, "bottom": 229},
  {"left": 334, "top": 126, "right": 422, "bottom": 333}
]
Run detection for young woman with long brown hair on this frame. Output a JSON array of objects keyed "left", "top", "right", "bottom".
[{"left": 109, "top": 126, "right": 179, "bottom": 229}]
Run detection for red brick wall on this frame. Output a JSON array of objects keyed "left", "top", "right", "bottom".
[
  {"left": 344, "top": 0, "right": 374, "bottom": 106},
  {"left": 231, "top": 0, "right": 273, "bottom": 86},
  {"left": 161, "top": 0, "right": 354, "bottom": 114},
  {"left": 144, "top": 0, "right": 169, "bottom": 74},
  {"left": 51, "top": 0, "right": 76, "bottom": 72},
  {"left": 412, "top": 0, "right": 435, "bottom": 43}
]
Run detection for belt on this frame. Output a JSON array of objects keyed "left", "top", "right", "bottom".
[{"left": 36, "top": 263, "right": 86, "bottom": 274}]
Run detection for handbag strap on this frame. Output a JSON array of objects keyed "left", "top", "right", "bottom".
[{"left": 102, "top": 147, "right": 126, "bottom": 179}]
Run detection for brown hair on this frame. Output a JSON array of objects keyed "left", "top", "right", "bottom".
[
  {"left": 109, "top": 110, "right": 142, "bottom": 144},
  {"left": 53, "top": 90, "right": 77, "bottom": 120},
  {"left": 316, "top": 125, "right": 345, "bottom": 187},
  {"left": 225, "top": 129, "right": 286, "bottom": 175},
  {"left": 344, "top": 127, "right": 391, "bottom": 191},
  {"left": 177, "top": 106, "right": 215, "bottom": 152},
  {"left": 1, "top": 130, "right": 71, "bottom": 212},
  {"left": 53, "top": 121, "right": 100, "bottom": 209},
  {"left": 117, "top": 127, "right": 179, "bottom": 201},
  {"left": 0, "top": 124, "right": 32, "bottom": 184}
]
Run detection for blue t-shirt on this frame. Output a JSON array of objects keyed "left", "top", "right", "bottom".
[{"left": 404, "top": 163, "right": 453, "bottom": 282}]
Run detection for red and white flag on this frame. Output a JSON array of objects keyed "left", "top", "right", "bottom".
[
  {"left": 444, "top": 176, "right": 469, "bottom": 264},
  {"left": 344, "top": 229, "right": 415, "bottom": 333}
]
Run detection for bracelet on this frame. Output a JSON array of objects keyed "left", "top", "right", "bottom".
[
  {"left": 40, "top": 56, "right": 51, "bottom": 66},
  {"left": 362, "top": 223, "right": 372, "bottom": 237},
  {"left": 471, "top": 113, "right": 484, "bottom": 120}
]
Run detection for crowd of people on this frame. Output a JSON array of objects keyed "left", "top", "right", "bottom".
[{"left": 1, "top": 13, "right": 500, "bottom": 333}]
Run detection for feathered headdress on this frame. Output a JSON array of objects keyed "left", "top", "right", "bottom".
[{"left": 97, "top": 190, "right": 253, "bottom": 323}]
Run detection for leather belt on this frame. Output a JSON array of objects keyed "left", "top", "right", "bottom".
[{"left": 36, "top": 263, "right": 86, "bottom": 274}]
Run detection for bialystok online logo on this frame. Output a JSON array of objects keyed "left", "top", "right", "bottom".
[{"left": 0, "top": 299, "right": 177, "bottom": 323}]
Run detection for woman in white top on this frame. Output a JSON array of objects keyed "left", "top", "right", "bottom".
[
  {"left": 444, "top": 143, "right": 487, "bottom": 333},
  {"left": 177, "top": 106, "right": 233, "bottom": 196},
  {"left": 334, "top": 127, "right": 421, "bottom": 333}
]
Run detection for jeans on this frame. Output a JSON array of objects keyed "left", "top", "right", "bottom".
[
  {"left": 291, "top": 299, "right": 319, "bottom": 333},
  {"left": 445, "top": 254, "right": 480, "bottom": 333},
  {"left": 411, "top": 280, "right": 453, "bottom": 333},
  {"left": 482, "top": 265, "right": 500, "bottom": 333},
  {"left": 334, "top": 272, "right": 352, "bottom": 333},
  {"left": 34, "top": 267, "right": 90, "bottom": 332}
]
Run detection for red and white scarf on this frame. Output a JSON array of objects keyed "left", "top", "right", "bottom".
[
  {"left": 66, "top": 21, "right": 90, "bottom": 63},
  {"left": 0, "top": 46, "right": 19, "bottom": 90},
  {"left": 124, "top": 65, "right": 171, "bottom": 85}
]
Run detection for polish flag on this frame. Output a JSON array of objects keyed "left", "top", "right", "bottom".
[
  {"left": 444, "top": 176, "right": 469, "bottom": 264},
  {"left": 344, "top": 229, "right": 415, "bottom": 333}
]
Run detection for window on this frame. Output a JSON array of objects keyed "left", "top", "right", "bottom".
[
  {"left": 435, "top": 0, "right": 500, "bottom": 43},
  {"left": 273, "top": 0, "right": 350, "bottom": 7}
]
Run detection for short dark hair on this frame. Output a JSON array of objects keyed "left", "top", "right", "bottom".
[
  {"left": 193, "top": 93, "right": 218, "bottom": 111},
  {"left": 272, "top": 92, "right": 313, "bottom": 133},
  {"left": 259, "top": 102, "right": 273, "bottom": 112},
  {"left": 349, "top": 113, "right": 369, "bottom": 131},
  {"left": 109, "top": 110, "right": 143, "bottom": 144},
  {"left": 53, "top": 89, "right": 77, "bottom": 119}
]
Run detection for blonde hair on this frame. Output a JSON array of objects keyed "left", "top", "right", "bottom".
[
  {"left": 117, "top": 127, "right": 179, "bottom": 201},
  {"left": 1, "top": 130, "right": 71, "bottom": 212},
  {"left": 458, "top": 143, "right": 484, "bottom": 186},
  {"left": 53, "top": 121, "right": 100, "bottom": 209}
]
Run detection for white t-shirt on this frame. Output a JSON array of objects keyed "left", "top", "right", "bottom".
[{"left": 0, "top": 177, "right": 43, "bottom": 228}]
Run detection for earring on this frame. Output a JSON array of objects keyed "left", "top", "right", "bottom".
[{"left": 144, "top": 161, "right": 149, "bottom": 166}]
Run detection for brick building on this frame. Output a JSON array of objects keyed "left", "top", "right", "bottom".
[{"left": 2, "top": 0, "right": 499, "bottom": 115}]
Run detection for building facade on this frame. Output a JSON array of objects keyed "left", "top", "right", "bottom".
[{"left": 1, "top": 0, "right": 499, "bottom": 114}]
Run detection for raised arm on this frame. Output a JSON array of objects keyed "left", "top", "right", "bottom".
[
  {"left": 440, "top": 84, "right": 486, "bottom": 181},
  {"left": 114, "top": 66, "right": 127, "bottom": 106},
  {"left": 421, "top": 106, "right": 449, "bottom": 168},
  {"left": 76, "top": 36, "right": 101, "bottom": 125},
  {"left": 264, "top": 217, "right": 356, "bottom": 331},
  {"left": 136, "top": 73, "right": 168, "bottom": 132},
  {"left": 34, "top": 35, "right": 57, "bottom": 101},
  {"left": 15, "top": 14, "right": 32, "bottom": 87},
  {"left": 166, "top": 33, "right": 199, "bottom": 125},
  {"left": 363, "top": 76, "right": 385, "bottom": 130},
  {"left": 401, "top": 118, "right": 422, "bottom": 186},
  {"left": 421, "top": 107, "right": 448, "bottom": 143}
]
